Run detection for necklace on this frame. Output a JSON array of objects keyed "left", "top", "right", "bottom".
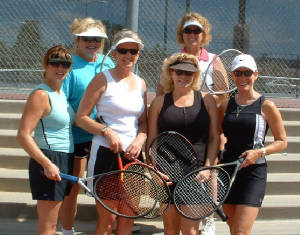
[{"left": 236, "top": 104, "right": 246, "bottom": 118}]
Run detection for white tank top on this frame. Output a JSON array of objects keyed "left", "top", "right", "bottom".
[{"left": 93, "top": 70, "right": 145, "bottom": 150}]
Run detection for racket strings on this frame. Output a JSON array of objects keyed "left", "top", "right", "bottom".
[
  {"left": 125, "top": 164, "right": 170, "bottom": 218},
  {"left": 174, "top": 168, "right": 230, "bottom": 219},
  {"left": 94, "top": 171, "right": 157, "bottom": 218},
  {"left": 150, "top": 133, "right": 198, "bottom": 182}
]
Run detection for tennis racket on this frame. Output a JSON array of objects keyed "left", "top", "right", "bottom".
[
  {"left": 123, "top": 159, "right": 171, "bottom": 218},
  {"left": 173, "top": 166, "right": 231, "bottom": 221},
  {"left": 60, "top": 170, "right": 159, "bottom": 219},
  {"left": 148, "top": 131, "right": 199, "bottom": 183},
  {"left": 201, "top": 49, "right": 242, "bottom": 95}
]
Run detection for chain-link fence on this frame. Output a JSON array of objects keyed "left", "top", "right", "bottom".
[{"left": 0, "top": 0, "right": 299, "bottom": 97}]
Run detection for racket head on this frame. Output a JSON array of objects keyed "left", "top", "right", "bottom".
[
  {"left": 148, "top": 131, "right": 199, "bottom": 182},
  {"left": 93, "top": 170, "right": 158, "bottom": 219},
  {"left": 173, "top": 166, "right": 230, "bottom": 220},
  {"left": 123, "top": 162, "right": 171, "bottom": 218},
  {"left": 202, "top": 49, "right": 242, "bottom": 94}
]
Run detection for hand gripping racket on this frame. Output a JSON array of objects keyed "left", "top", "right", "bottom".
[
  {"left": 123, "top": 159, "right": 171, "bottom": 218},
  {"left": 60, "top": 170, "right": 159, "bottom": 219},
  {"left": 148, "top": 131, "right": 199, "bottom": 183},
  {"left": 173, "top": 154, "right": 255, "bottom": 221},
  {"left": 200, "top": 49, "right": 242, "bottom": 95}
]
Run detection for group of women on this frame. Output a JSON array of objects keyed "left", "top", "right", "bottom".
[{"left": 17, "top": 12, "right": 287, "bottom": 235}]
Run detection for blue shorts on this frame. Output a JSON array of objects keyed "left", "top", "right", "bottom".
[{"left": 29, "top": 149, "right": 73, "bottom": 201}]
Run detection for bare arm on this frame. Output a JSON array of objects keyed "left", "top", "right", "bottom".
[
  {"left": 145, "top": 95, "right": 164, "bottom": 164},
  {"left": 240, "top": 100, "right": 287, "bottom": 168},
  {"left": 17, "top": 90, "right": 61, "bottom": 181},
  {"left": 202, "top": 92, "right": 220, "bottom": 166}
]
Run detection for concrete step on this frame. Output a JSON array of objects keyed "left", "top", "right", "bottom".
[
  {"left": 0, "top": 99, "right": 25, "bottom": 113},
  {"left": 1, "top": 148, "right": 299, "bottom": 173},
  {"left": 266, "top": 120, "right": 300, "bottom": 137},
  {"left": 1, "top": 130, "right": 299, "bottom": 152},
  {"left": 0, "top": 113, "right": 21, "bottom": 130},
  {"left": 0, "top": 148, "right": 29, "bottom": 169},
  {"left": 0, "top": 168, "right": 299, "bottom": 195},
  {"left": 0, "top": 192, "right": 298, "bottom": 221},
  {"left": 1, "top": 218, "right": 300, "bottom": 235},
  {"left": 265, "top": 136, "right": 300, "bottom": 154},
  {"left": 279, "top": 108, "right": 300, "bottom": 121}
]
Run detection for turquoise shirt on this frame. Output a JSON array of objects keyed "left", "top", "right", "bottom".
[
  {"left": 33, "top": 84, "right": 75, "bottom": 153},
  {"left": 62, "top": 53, "right": 115, "bottom": 144}
]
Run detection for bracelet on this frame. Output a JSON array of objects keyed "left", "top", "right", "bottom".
[
  {"left": 261, "top": 147, "right": 267, "bottom": 157},
  {"left": 101, "top": 126, "right": 108, "bottom": 135}
]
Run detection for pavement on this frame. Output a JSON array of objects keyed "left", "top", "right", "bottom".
[{"left": 0, "top": 218, "right": 299, "bottom": 235}]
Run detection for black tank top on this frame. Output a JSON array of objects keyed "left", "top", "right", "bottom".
[
  {"left": 158, "top": 91, "right": 210, "bottom": 165},
  {"left": 222, "top": 95, "right": 269, "bottom": 163}
]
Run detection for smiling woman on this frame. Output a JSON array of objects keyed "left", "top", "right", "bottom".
[{"left": 16, "top": 45, "right": 75, "bottom": 235}]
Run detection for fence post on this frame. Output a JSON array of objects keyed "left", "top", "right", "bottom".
[{"left": 126, "top": 0, "right": 139, "bottom": 32}]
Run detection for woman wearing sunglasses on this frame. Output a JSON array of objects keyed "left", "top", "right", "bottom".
[
  {"left": 17, "top": 45, "right": 74, "bottom": 235},
  {"left": 218, "top": 54, "right": 287, "bottom": 235},
  {"left": 60, "top": 17, "right": 115, "bottom": 235},
  {"left": 75, "top": 29, "right": 147, "bottom": 235},
  {"left": 157, "top": 12, "right": 227, "bottom": 106},
  {"left": 146, "top": 53, "right": 219, "bottom": 235}
]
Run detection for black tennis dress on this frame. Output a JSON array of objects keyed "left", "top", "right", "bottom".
[
  {"left": 158, "top": 91, "right": 210, "bottom": 166},
  {"left": 222, "top": 95, "right": 269, "bottom": 206}
]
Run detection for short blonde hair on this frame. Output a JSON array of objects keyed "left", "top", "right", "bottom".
[
  {"left": 70, "top": 17, "right": 106, "bottom": 52},
  {"left": 176, "top": 12, "right": 212, "bottom": 47},
  {"left": 160, "top": 53, "right": 201, "bottom": 93}
]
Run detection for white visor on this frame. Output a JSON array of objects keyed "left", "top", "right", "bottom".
[
  {"left": 111, "top": 37, "right": 144, "bottom": 50},
  {"left": 74, "top": 27, "right": 107, "bottom": 38},
  {"left": 182, "top": 20, "right": 204, "bottom": 31}
]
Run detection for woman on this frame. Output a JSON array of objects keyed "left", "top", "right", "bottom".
[
  {"left": 157, "top": 12, "right": 227, "bottom": 108},
  {"left": 17, "top": 45, "right": 74, "bottom": 235},
  {"left": 60, "top": 17, "right": 114, "bottom": 235},
  {"left": 75, "top": 29, "right": 147, "bottom": 235},
  {"left": 218, "top": 54, "right": 287, "bottom": 235},
  {"left": 146, "top": 53, "right": 219, "bottom": 235}
]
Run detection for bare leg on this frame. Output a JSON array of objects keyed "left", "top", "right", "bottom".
[
  {"left": 162, "top": 205, "right": 181, "bottom": 235},
  {"left": 95, "top": 200, "right": 117, "bottom": 235},
  {"left": 115, "top": 217, "right": 134, "bottom": 235},
  {"left": 181, "top": 216, "right": 200, "bottom": 235},
  {"left": 60, "top": 157, "right": 87, "bottom": 230},
  {"left": 223, "top": 204, "right": 259, "bottom": 235},
  {"left": 37, "top": 200, "right": 62, "bottom": 235}
]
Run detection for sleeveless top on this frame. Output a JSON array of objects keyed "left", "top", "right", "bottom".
[
  {"left": 92, "top": 70, "right": 145, "bottom": 150},
  {"left": 62, "top": 53, "right": 115, "bottom": 144},
  {"left": 33, "top": 83, "right": 75, "bottom": 153},
  {"left": 222, "top": 95, "right": 269, "bottom": 164},
  {"left": 158, "top": 91, "right": 210, "bottom": 165}
]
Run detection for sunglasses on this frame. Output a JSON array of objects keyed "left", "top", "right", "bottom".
[
  {"left": 183, "top": 27, "right": 203, "bottom": 34},
  {"left": 48, "top": 61, "right": 72, "bottom": 69},
  {"left": 233, "top": 70, "right": 254, "bottom": 77},
  {"left": 173, "top": 69, "right": 194, "bottom": 76},
  {"left": 116, "top": 48, "right": 139, "bottom": 55},
  {"left": 81, "top": 36, "right": 102, "bottom": 42}
]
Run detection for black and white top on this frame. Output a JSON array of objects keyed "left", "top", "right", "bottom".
[{"left": 222, "top": 95, "right": 269, "bottom": 164}]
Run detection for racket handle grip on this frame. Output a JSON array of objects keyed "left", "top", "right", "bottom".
[
  {"left": 216, "top": 208, "right": 228, "bottom": 221},
  {"left": 117, "top": 152, "right": 123, "bottom": 170},
  {"left": 60, "top": 173, "right": 79, "bottom": 182}
]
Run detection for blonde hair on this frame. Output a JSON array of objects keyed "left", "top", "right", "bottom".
[
  {"left": 160, "top": 53, "right": 201, "bottom": 93},
  {"left": 70, "top": 17, "right": 106, "bottom": 53},
  {"left": 111, "top": 29, "right": 143, "bottom": 48},
  {"left": 176, "top": 12, "right": 212, "bottom": 47}
]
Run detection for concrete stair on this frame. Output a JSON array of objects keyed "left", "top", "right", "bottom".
[{"left": 0, "top": 99, "right": 299, "bottom": 223}]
